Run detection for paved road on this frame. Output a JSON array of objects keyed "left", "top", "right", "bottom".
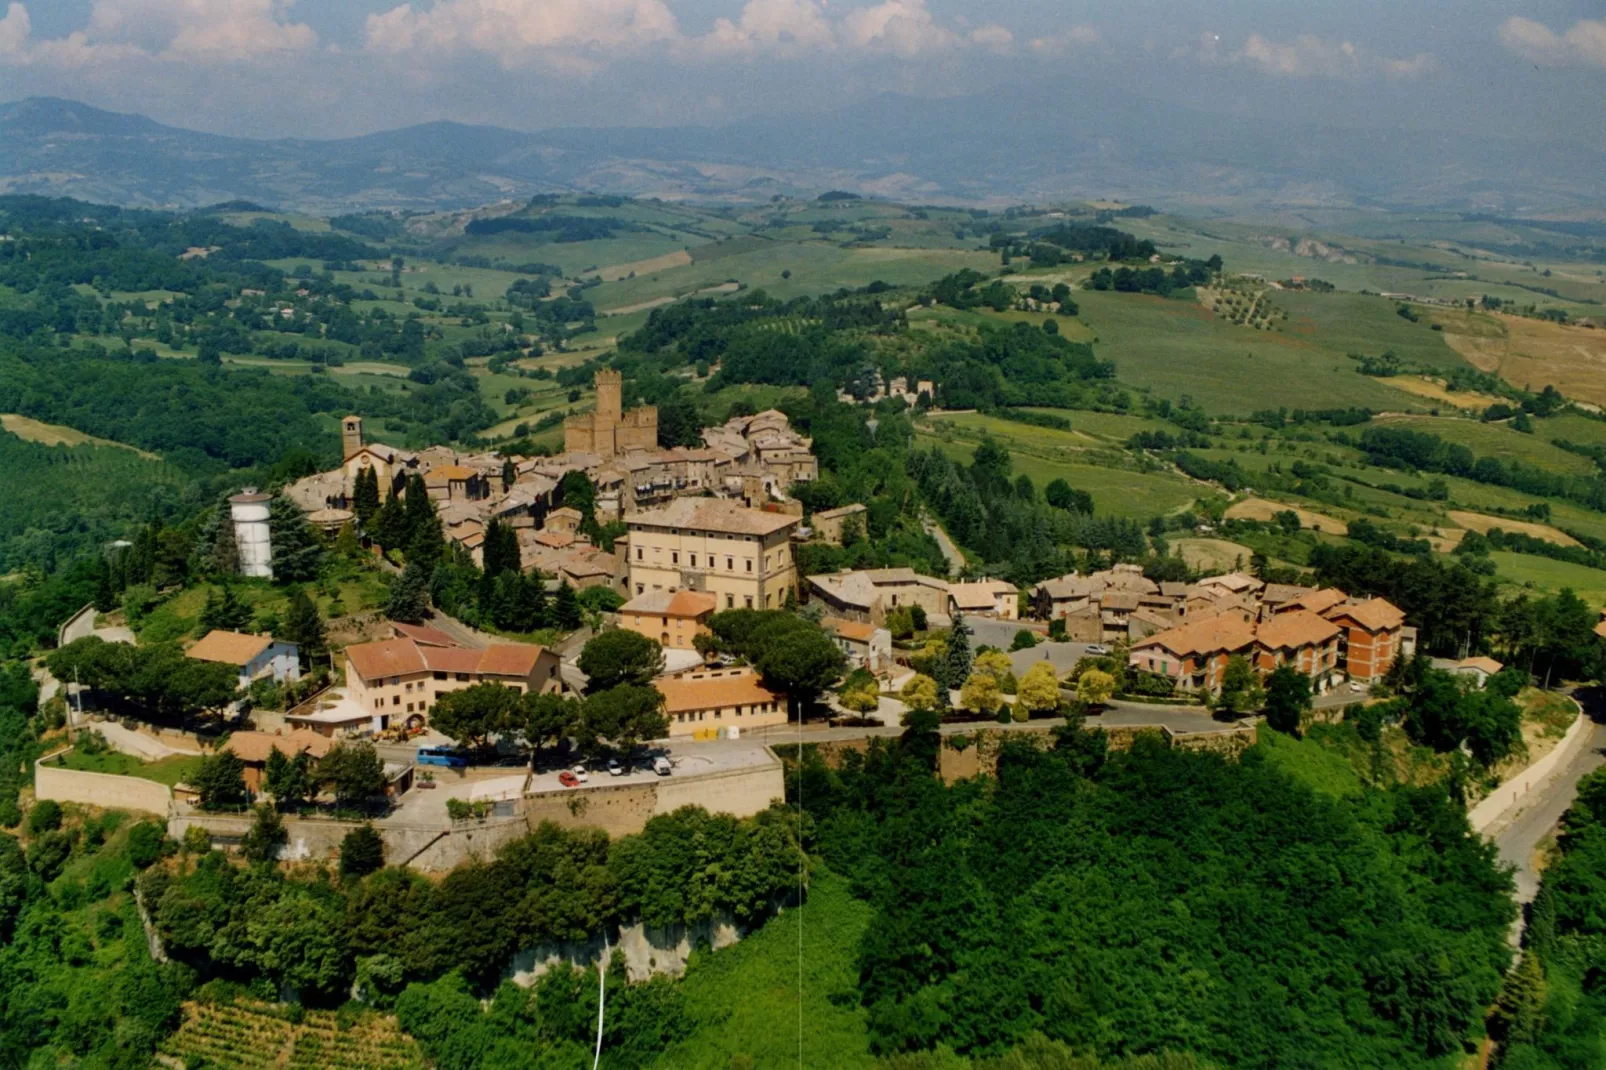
[
  {"left": 1493, "top": 688, "right": 1606, "bottom": 909},
  {"left": 921, "top": 515, "right": 964, "bottom": 578}
]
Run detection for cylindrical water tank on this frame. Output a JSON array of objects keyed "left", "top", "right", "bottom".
[{"left": 229, "top": 489, "right": 274, "bottom": 580}]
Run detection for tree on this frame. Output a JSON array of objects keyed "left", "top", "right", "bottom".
[
  {"left": 577, "top": 630, "right": 664, "bottom": 693},
  {"left": 501, "top": 458, "right": 517, "bottom": 493},
  {"left": 520, "top": 692, "right": 582, "bottom": 764},
  {"left": 373, "top": 487, "right": 409, "bottom": 551},
  {"left": 1077, "top": 668, "right": 1116, "bottom": 708},
  {"left": 1216, "top": 655, "right": 1264, "bottom": 715},
  {"left": 900, "top": 673, "right": 939, "bottom": 714},
  {"left": 198, "top": 583, "right": 252, "bottom": 634},
  {"left": 353, "top": 465, "right": 381, "bottom": 528},
  {"left": 942, "top": 615, "right": 973, "bottom": 693},
  {"left": 340, "top": 825, "right": 386, "bottom": 879},
  {"left": 268, "top": 494, "right": 324, "bottom": 583},
  {"left": 581, "top": 685, "right": 668, "bottom": 761},
  {"left": 240, "top": 803, "right": 286, "bottom": 864},
  {"left": 960, "top": 672, "right": 1003, "bottom": 716},
  {"left": 264, "top": 748, "right": 314, "bottom": 811},
  {"left": 1018, "top": 661, "right": 1063, "bottom": 715},
  {"left": 194, "top": 750, "right": 247, "bottom": 811},
  {"left": 386, "top": 561, "right": 431, "bottom": 624},
  {"left": 482, "top": 518, "right": 521, "bottom": 579},
  {"left": 203, "top": 501, "right": 241, "bottom": 576},
  {"left": 1262, "top": 666, "right": 1312, "bottom": 736},
  {"left": 280, "top": 586, "right": 326, "bottom": 667},
  {"left": 430, "top": 683, "right": 521, "bottom": 750},
  {"left": 838, "top": 669, "right": 881, "bottom": 714},
  {"left": 551, "top": 582, "right": 581, "bottom": 630},
  {"left": 756, "top": 628, "right": 847, "bottom": 721},
  {"left": 1010, "top": 629, "right": 1038, "bottom": 651},
  {"left": 657, "top": 396, "right": 703, "bottom": 449},
  {"left": 319, "top": 740, "right": 387, "bottom": 808},
  {"left": 1455, "top": 688, "right": 1523, "bottom": 767}
]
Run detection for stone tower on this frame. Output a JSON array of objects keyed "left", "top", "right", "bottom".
[
  {"left": 342, "top": 415, "right": 364, "bottom": 460},
  {"left": 229, "top": 489, "right": 273, "bottom": 579},
  {"left": 594, "top": 369, "right": 622, "bottom": 438}
]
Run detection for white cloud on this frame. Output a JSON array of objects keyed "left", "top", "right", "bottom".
[
  {"left": 1221, "top": 32, "right": 1431, "bottom": 79},
  {"left": 364, "top": 0, "right": 680, "bottom": 65},
  {"left": 969, "top": 24, "right": 1014, "bottom": 55},
  {"left": 838, "top": 0, "right": 959, "bottom": 58},
  {"left": 1027, "top": 26, "right": 1099, "bottom": 56},
  {"left": 0, "top": 0, "right": 315, "bottom": 65},
  {"left": 703, "top": 0, "right": 836, "bottom": 55},
  {"left": 1499, "top": 16, "right": 1606, "bottom": 69}
]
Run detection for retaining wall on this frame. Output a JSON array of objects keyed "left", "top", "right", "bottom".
[
  {"left": 508, "top": 911, "right": 745, "bottom": 985},
  {"left": 34, "top": 755, "right": 173, "bottom": 815},
  {"left": 519, "top": 761, "right": 785, "bottom": 838},
  {"left": 1469, "top": 700, "right": 1592, "bottom": 833}
]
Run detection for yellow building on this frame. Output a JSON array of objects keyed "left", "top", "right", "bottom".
[
  {"left": 564, "top": 369, "right": 658, "bottom": 457},
  {"left": 625, "top": 498, "right": 800, "bottom": 611},
  {"left": 343, "top": 636, "right": 560, "bottom": 732},
  {"left": 655, "top": 667, "right": 787, "bottom": 736},
  {"left": 619, "top": 589, "right": 717, "bottom": 650}
]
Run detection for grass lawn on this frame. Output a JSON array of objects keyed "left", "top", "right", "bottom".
[
  {"left": 55, "top": 748, "right": 202, "bottom": 786},
  {"left": 658, "top": 866, "right": 876, "bottom": 1069},
  {"left": 1490, "top": 551, "right": 1606, "bottom": 610}
]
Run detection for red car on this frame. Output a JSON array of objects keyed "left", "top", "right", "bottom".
[{"left": 558, "top": 770, "right": 580, "bottom": 788}]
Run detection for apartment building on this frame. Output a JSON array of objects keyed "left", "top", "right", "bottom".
[
  {"left": 343, "top": 635, "right": 560, "bottom": 732},
  {"left": 1324, "top": 598, "right": 1406, "bottom": 683},
  {"left": 624, "top": 498, "right": 800, "bottom": 611},
  {"left": 619, "top": 589, "right": 717, "bottom": 651}
]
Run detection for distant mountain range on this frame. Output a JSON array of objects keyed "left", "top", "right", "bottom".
[{"left": 2, "top": 92, "right": 1600, "bottom": 216}]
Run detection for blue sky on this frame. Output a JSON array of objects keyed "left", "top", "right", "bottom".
[{"left": 2, "top": 1, "right": 1603, "bottom": 141}]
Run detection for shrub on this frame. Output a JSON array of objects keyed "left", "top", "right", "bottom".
[{"left": 27, "top": 799, "right": 63, "bottom": 835}]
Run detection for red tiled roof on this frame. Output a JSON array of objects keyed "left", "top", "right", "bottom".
[
  {"left": 392, "top": 622, "right": 457, "bottom": 648},
  {"left": 187, "top": 630, "right": 274, "bottom": 666},
  {"left": 345, "top": 638, "right": 428, "bottom": 681},
  {"left": 1326, "top": 597, "right": 1405, "bottom": 633},
  {"left": 656, "top": 671, "right": 781, "bottom": 715},
  {"left": 1287, "top": 588, "right": 1349, "bottom": 616},
  {"left": 1255, "top": 609, "right": 1340, "bottom": 652},
  {"left": 823, "top": 617, "right": 877, "bottom": 642},
  {"left": 225, "top": 729, "right": 332, "bottom": 764},
  {"left": 1132, "top": 613, "right": 1258, "bottom": 659},
  {"left": 476, "top": 644, "right": 546, "bottom": 678},
  {"left": 420, "top": 645, "right": 484, "bottom": 674}
]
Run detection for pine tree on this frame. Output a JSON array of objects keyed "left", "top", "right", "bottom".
[
  {"left": 501, "top": 458, "right": 517, "bottom": 492},
  {"left": 516, "top": 572, "right": 550, "bottom": 630},
  {"left": 281, "top": 587, "right": 327, "bottom": 666},
  {"left": 483, "top": 519, "right": 520, "bottom": 578},
  {"left": 402, "top": 475, "right": 445, "bottom": 571},
  {"left": 552, "top": 581, "right": 581, "bottom": 630},
  {"left": 386, "top": 561, "right": 430, "bottom": 624},
  {"left": 373, "top": 487, "right": 408, "bottom": 552},
  {"left": 944, "top": 614, "right": 973, "bottom": 694},
  {"left": 268, "top": 494, "right": 324, "bottom": 583},
  {"left": 93, "top": 557, "right": 117, "bottom": 613},
  {"left": 209, "top": 506, "right": 240, "bottom": 576},
  {"left": 1490, "top": 952, "right": 1547, "bottom": 1046},
  {"left": 353, "top": 466, "right": 381, "bottom": 527},
  {"left": 200, "top": 583, "right": 253, "bottom": 634}
]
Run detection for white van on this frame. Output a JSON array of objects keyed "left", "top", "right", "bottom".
[{"left": 653, "top": 756, "right": 672, "bottom": 776}]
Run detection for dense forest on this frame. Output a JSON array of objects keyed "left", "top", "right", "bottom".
[{"left": 793, "top": 721, "right": 1515, "bottom": 1066}]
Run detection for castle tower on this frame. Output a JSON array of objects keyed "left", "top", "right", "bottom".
[
  {"left": 229, "top": 489, "right": 273, "bottom": 579},
  {"left": 594, "top": 369, "right": 622, "bottom": 444},
  {"left": 342, "top": 415, "right": 364, "bottom": 460}
]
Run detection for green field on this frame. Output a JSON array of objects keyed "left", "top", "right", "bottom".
[
  {"left": 918, "top": 432, "right": 1202, "bottom": 519},
  {"left": 1376, "top": 414, "right": 1598, "bottom": 475},
  {"left": 1490, "top": 551, "right": 1606, "bottom": 609}
]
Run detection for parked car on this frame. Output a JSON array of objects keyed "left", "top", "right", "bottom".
[
  {"left": 653, "top": 756, "right": 672, "bottom": 777},
  {"left": 570, "top": 765, "right": 589, "bottom": 783},
  {"left": 1349, "top": 681, "right": 1367, "bottom": 693},
  {"left": 1086, "top": 644, "right": 1110, "bottom": 655},
  {"left": 417, "top": 746, "right": 468, "bottom": 769},
  {"left": 607, "top": 758, "right": 624, "bottom": 777},
  {"left": 558, "top": 770, "right": 580, "bottom": 788}
]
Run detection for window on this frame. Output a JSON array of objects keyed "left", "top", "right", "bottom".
[
  {"left": 745, "top": 559, "right": 753, "bottom": 572},
  {"left": 406, "top": 703, "right": 414, "bottom": 713},
  {"left": 636, "top": 584, "right": 644, "bottom": 595},
  {"left": 456, "top": 673, "right": 470, "bottom": 682},
  {"left": 636, "top": 546, "right": 643, "bottom": 560},
  {"left": 726, "top": 594, "right": 735, "bottom": 609},
  {"left": 405, "top": 682, "right": 413, "bottom": 693},
  {"left": 745, "top": 596, "right": 754, "bottom": 609},
  {"left": 689, "top": 554, "right": 697, "bottom": 567},
  {"left": 434, "top": 671, "right": 447, "bottom": 680},
  {"left": 392, "top": 696, "right": 400, "bottom": 706},
  {"left": 726, "top": 556, "right": 733, "bottom": 570},
  {"left": 672, "top": 551, "right": 679, "bottom": 565}
]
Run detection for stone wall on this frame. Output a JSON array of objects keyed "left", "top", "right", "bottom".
[
  {"left": 1469, "top": 698, "right": 1591, "bottom": 833},
  {"left": 168, "top": 808, "right": 532, "bottom": 871},
  {"left": 508, "top": 910, "right": 746, "bottom": 986},
  {"left": 519, "top": 761, "right": 786, "bottom": 838},
  {"left": 35, "top": 755, "right": 173, "bottom": 815}
]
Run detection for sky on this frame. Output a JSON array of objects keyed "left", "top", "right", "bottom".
[{"left": 1, "top": 1, "right": 1603, "bottom": 142}]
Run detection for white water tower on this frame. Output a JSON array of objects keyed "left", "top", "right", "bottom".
[{"left": 229, "top": 489, "right": 273, "bottom": 579}]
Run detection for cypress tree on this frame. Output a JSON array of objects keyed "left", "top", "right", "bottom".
[
  {"left": 386, "top": 561, "right": 430, "bottom": 624},
  {"left": 552, "top": 581, "right": 581, "bottom": 630},
  {"left": 944, "top": 613, "right": 973, "bottom": 692},
  {"left": 353, "top": 466, "right": 381, "bottom": 527},
  {"left": 281, "top": 587, "right": 326, "bottom": 666}
]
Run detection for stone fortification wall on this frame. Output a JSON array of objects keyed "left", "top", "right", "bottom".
[{"left": 35, "top": 754, "right": 173, "bottom": 815}]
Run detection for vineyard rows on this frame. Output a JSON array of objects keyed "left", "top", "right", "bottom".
[{"left": 160, "top": 999, "right": 424, "bottom": 1070}]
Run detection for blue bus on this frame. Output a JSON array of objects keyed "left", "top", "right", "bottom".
[{"left": 416, "top": 746, "right": 468, "bottom": 769}]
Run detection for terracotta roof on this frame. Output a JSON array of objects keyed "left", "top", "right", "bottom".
[
  {"left": 949, "top": 581, "right": 1017, "bottom": 609},
  {"left": 1326, "top": 597, "right": 1405, "bottom": 633},
  {"left": 823, "top": 617, "right": 878, "bottom": 643},
  {"left": 420, "top": 645, "right": 485, "bottom": 674},
  {"left": 1262, "top": 583, "right": 1316, "bottom": 607},
  {"left": 655, "top": 671, "right": 781, "bottom": 715},
  {"left": 1255, "top": 609, "right": 1340, "bottom": 652},
  {"left": 532, "top": 531, "right": 576, "bottom": 549},
  {"left": 475, "top": 644, "right": 548, "bottom": 678},
  {"left": 187, "top": 630, "right": 276, "bottom": 666},
  {"left": 426, "top": 464, "right": 476, "bottom": 482},
  {"left": 814, "top": 503, "right": 868, "bottom": 520},
  {"left": 391, "top": 622, "right": 457, "bottom": 648},
  {"left": 628, "top": 497, "right": 799, "bottom": 537},
  {"left": 225, "top": 729, "right": 332, "bottom": 764},
  {"left": 1100, "top": 591, "right": 1142, "bottom": 611},
  {"left": 1197, "top": 572, "right": 1263, "bottom": 593},
  {"left": 1458, "top": 656, "right": 1505, "bottom": 675},
  {"left": 1286, "top": 588, "right": 1349, "bottom": 616},
  {"left": 344, "top": 638, "right": 428, "bottom": 682},
  {"left": 549, "top": 506, "right": 583, "bottom": 520},
  {"left": 1132, "top": 613, "right": 1258, "bottom": 659}
]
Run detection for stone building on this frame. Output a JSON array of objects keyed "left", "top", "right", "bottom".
[{"left": 564, "top": 369, "right": 658, "bottom": 457}]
